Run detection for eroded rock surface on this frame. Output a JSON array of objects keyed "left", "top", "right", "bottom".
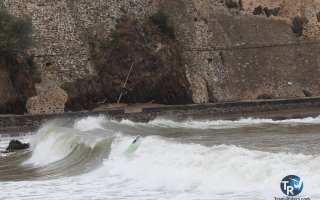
[
  {"left": 63, "top": 14, "right": 192, "bottom": 111},
  {"left": 0, "top": 56, "right": 37, "bottom": 114},
  {"left": 1, "top": 0, "right": 320, "bottom": 113},
  {"left": 26, "top": 80, "right": 67, "bottom": 114}
]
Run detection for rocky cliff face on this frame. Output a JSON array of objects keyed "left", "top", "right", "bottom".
[
  {"left": 96, "top": 14, "right": 192, "bottom": 105},
  {"left": 162, "top": 0, "right": 320, "bottom": 103},
  {"left": 241, "top": 0, "right": 320, "bottom": 38},
  {"left": 0, "top": 0, "right": 161, "bottom": 83},
  {"left": 64, "top": 14, "right": 192, "bottom": 111},
  {"left": 1, "top": 0, "right": 320, "bottom": 114},
  {"left": 0, "top": 56, "right": 37, "bottom": 114}
]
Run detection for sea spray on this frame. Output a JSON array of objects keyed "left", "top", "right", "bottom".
[
  {"left": 102, "top": 136, "right": 320, "bottom": 195},
  {"left": 74, "top": 115, "right": 106, "bottom": 131},
  {"left": 1, "top": 116, "right": 320, "bottom": 199}
]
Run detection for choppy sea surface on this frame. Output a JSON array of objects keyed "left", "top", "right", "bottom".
[{"left": 1, "top": 116, "right": 320, "bottom": 200}]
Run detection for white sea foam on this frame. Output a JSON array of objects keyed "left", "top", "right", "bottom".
[
  {"left": 74, "top": 115, "right": 106, "bottom": 131},
  {"left": 100, "top": 136, "right": 320, "bottom": 197},
  {"left": 24, "top": 124, "right": 106, "bottom": 166},
  {"left": 119, "top": 119, "right": 137, "bottom": 126},
  {"left": 118, "top": 116, "right": 320, "bottom": 129},
  {"left": 23, "top": 126, "right": 77, "bottom": 166},
  {"left": 2, "top": 116, "right": 320, "bottom": 199}
]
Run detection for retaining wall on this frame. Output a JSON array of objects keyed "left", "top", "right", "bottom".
[{"left": 1, "top": 97, "right": 320, "bottom": 133}]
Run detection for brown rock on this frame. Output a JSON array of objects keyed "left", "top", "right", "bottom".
[
  {"left": 63, "top": 14, "right": 193, "bottom": 111},
  {"left": 26, "top": 80, "right": 68, "bottom": 115},
  {"left": 0, "top": 56, "right": 36, "bottom": 114},
  {"left": 95, "top": 14, "right": 192, "bottom": 105}
]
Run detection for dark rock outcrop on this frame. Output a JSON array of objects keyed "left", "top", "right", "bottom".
[
  {"left": 96, "top": 14, "right": 192, "bottom": 104},
  {"left": 252, "top": 6, "right": 263, "bottom": 15},
  {"left": 291, "top": 16, "right": 307, "bottom": 37},
  {"left": 5, "top": 140, "right": 29, "bottom": 152},
  {"left": 225, "top": 0, "right": 239, "bottom": 9},
  {"left": 303, "top": 90, "right": 312, "bottom": 97},
  {"left": 253, "top": 6, "right": 280, "bottom": 17},
  {"left": 0, "top": 56, "right": 37, "bottom": 114},
  {"left": 63, "top": 14, "right": 193, "bottom": 111},
  {"left": 62, "top": 77, "right": 104, "bottom": 111}
]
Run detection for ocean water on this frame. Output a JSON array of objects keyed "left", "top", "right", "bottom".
[{"left": 0, "top": 116, "right": 320, "bottom": 200}]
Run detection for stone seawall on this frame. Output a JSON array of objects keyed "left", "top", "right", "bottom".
[
  {"left": 1, "top": 97, "right": 320, "bottom": 133},
  {"left": 0, "top": 110, "right": 125, "bottom": 133}
]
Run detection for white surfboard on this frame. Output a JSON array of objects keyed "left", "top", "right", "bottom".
[{"left": 123, "top": 135, "right": 142, "bottom": 157}]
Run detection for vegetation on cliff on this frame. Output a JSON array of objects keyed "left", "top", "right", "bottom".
[
  {"left": 0, "top": 9, "right": 33, "bottom": 55},
  {"left": 61, "top": 77, "right": 104, "bottom": 111},
  {"left": 63, "top": 13, "right": 192, "bottom": 111},
  {"left": 0, "top": 56, "right": 37, "bottom": 114},
  {"left": 0, "top": 10, "right": 37, "bottom": 114}
]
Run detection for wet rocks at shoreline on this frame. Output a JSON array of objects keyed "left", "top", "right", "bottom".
[{"left": 2, "top": 140, "right": 30, "bottom": 153}]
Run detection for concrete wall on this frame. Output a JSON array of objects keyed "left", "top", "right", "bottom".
[
  {"left": 2, "top": 97, "right": 320, "bottom": 133},
  {"left": 0, "top": 109, "right": 125, "bottom": 133}
]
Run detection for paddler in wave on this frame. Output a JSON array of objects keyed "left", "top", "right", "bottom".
[{"left": 123, "top": 135, "right": 142, "bottom": 157}]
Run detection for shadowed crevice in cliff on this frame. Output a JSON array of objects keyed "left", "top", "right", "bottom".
[
  {"left": 0, "top": 56, "right": 37, "bottom": 114},
  {"left": 291, "top": 16, "right": 308, "bottom": 37},
  {"left": 62, "top": 77, "right": 104, "bottom": 111},
  {"left": 96, "top": 14, "right": 193, "bottom": 104},
  {"left": 63, "top": 14, "right": 193, "bottom": 111},
  {"left": 252, "top": 6, "right": 280, "bottom": 17}
]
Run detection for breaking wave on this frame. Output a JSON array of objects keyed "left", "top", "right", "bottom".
[
  {"left": 99, "top": 136, "right": 320, "bottom": 196},
  {"left": 1, "top": 115, "right": 320, "bottom": 199},
  {"left": 119, "top": 116, "right": 320, "bottom": 129}
]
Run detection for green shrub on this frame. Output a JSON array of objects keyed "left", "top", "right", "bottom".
[
  {"left": 150, "top": 11, "right": 175, "bottom": 38},
  {"left": 0, "top": 9, "right": 33, "bottom": 55}
]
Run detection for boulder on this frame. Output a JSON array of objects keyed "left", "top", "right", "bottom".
[
  {"left": 5, "top": 140, "right": 30, "bottom": 152},
  {"left": 26, "top": 80, "right": 68, "bottom": 115}
]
